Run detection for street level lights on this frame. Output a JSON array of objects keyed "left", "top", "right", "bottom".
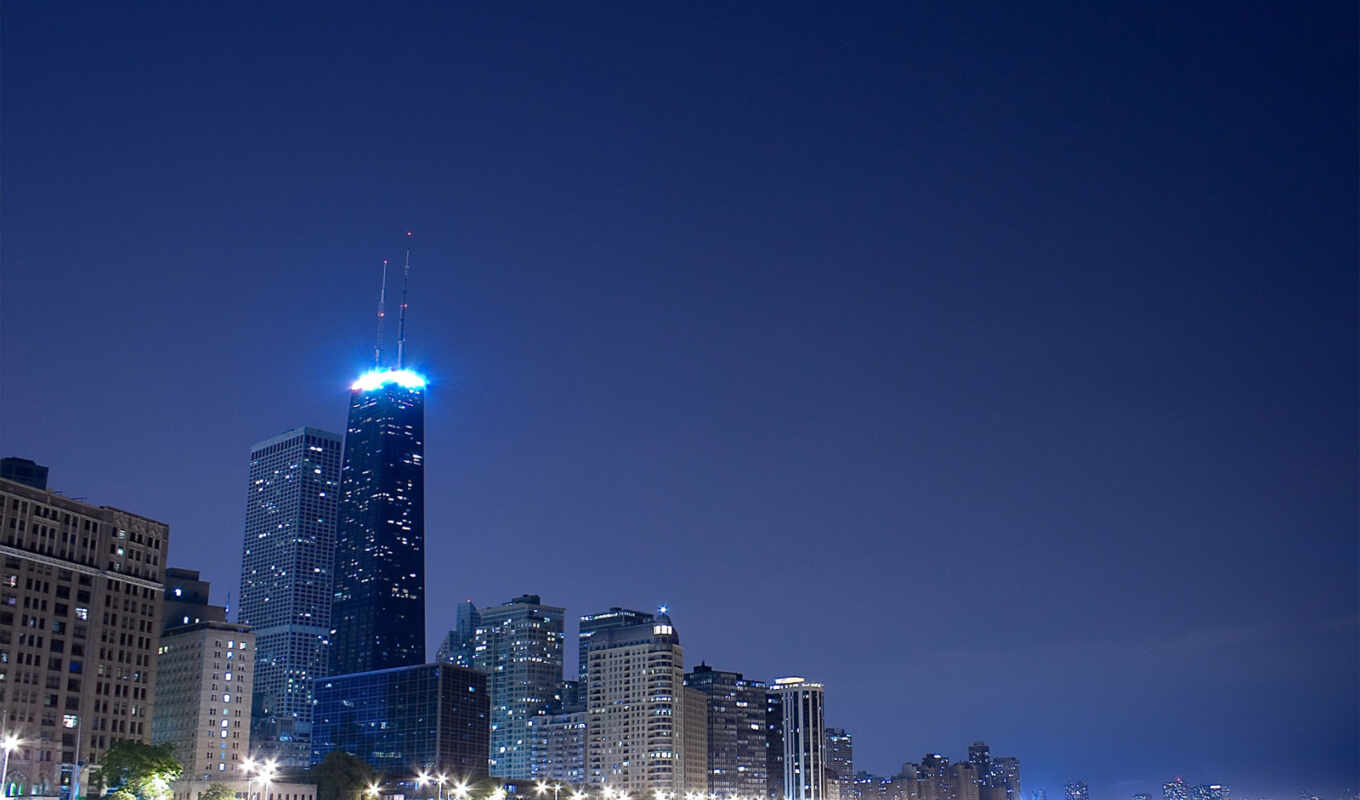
[
  {"left": 1, "top": 734, "right": 21, "bottom": 799},
  {"left": 436, "top": 774, "right": 448, "bottom": 800}
]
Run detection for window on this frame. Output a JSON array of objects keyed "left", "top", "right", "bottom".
[{"left": 74, "top": 608, "right": 87, "bottom": 621}]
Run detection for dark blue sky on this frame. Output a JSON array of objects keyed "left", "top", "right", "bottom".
[{"left": 1, "top": 1, "right": 1355, "bottom": 797}]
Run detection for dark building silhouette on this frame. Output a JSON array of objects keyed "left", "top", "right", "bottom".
[
  {"left": 686, "top": 664, "right": 769, "bottom": 797},
  {"left": 330, "top": 368, "right": 427, "bottom": 674},
  {"left": 0, "top": 457, "right": 48, "bottom": 489},
  {"left": 311, "top": 663, "right": 488, "bottom": 778},
  {"left": 163, "top": 567, "right": 226, "bottom": 632}
]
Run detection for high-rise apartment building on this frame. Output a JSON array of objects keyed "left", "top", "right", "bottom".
[
  {"left": 770, "top": 678, "right": 825, "bottom": 800},
  {"left": 584, "top": 612, "right": 703, "bottom": 795},
  {"left": 312, "top": 663, "right": 488, "bottom": 778},
  {"left": 1190, "top": 786, "right": 1228, "bottom": 800},
  {"left": 683, "top": 688, "right": 710, "bottom": 793},
  {"left": 1163, "top": 778, "right": 1189, "bottom": 800},
  {"left": 330, "top": 368, "right": 427, "bottom": 675},
  {"left": 0, "top": 474, "right": 169, "bottom": 799},
  {"left": 1064, "top": 783, "right": 1089, "bottom": 800},
  {"left": 824, "top": 729, "right": 853, "bottom": 800},
  {"left": 530, "top": 710, "right": 586, "bottom": 785},
  {"left": 471, "top": 594, "right": 565, "bottom": 779},
  {"left": 577, "top": 607, "right": 652, "bottom": 685},
  {"left": 152, "top": 619, "right": 254, "bottom": 779},
  {"left": 685, "top": 664, "right": 768, "bottom": 797},
  {"left": 238, "top": 427, "right": 342, "bottom": 765},
  {"left": 966, "top": 743, "right": 989, "bottom": 790}
]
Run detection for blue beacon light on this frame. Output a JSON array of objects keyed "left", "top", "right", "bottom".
[{"left": 351, "top": 368, "right": 428, "bottom": 392}]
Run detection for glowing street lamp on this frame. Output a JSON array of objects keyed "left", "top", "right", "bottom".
[
  {"left": 453, "top": 781, "right": 471, "bottom": 800},
  {"left": 417, "top": 772, "right": 431, "bottom": 800},
  {"left": 436, "top": 774, "right": 448, "bottom": 800},
  {"left": 366, "top": 784, "right": 381, "bottom": 800},
  {"left": 0, "top": 734, "right": 21, "bottom": 799}
]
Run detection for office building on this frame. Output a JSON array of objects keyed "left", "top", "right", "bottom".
[
  {"left": 311, "top": 663, "right": 489, "bottom": 778},
  {"left": 471, "top": 594, "right": 565, "bottom": 779},
  {"left": 1163, "top": 779, "right": 1189, "bottom": 800},
  {"left": 1065, "top": 783, "right": 1089, "bottom": 800},
  {"left": 152, "top": 619, "right": 254, "bottom": 778},
  {"left": 584, "top": 612, "right": 702, "bottom": 795},
  {"left": 766, "top": 692, "right": 784, "bottom": 800},
  {"left": 0, "top": 473, "right": 169, "bottom": 799},
  {"left": 1191, "top": 787, "right": 1228, "bottom": 800},
  {"left": 770, "top": 678, "right": 825, "bottom": 800},
  {"left": 824, "top": 729, "right": 853, "bottom": 800},
  {"left": 577, "top": 607, "right": 652, "bottom": 685},
  {"left": 683, "top": 688, "right": 710, "bottom": 793},
  {"left": 530, "top": 710, "right": 586, "bottom": 785},
  {"left": 0, "top": 458, "right": 48, "bottom": 490},
  {"left": 685, "top": 664, "right": 768, "bottom": 797},
  {"left": 163, "top": 569, "right": 226, "bottom": 633},
  {"left": 238, "top": 427, "right": 342, "bottom": 764},
  {"left": 330, "top": 366, "right": 427, "bottom": 675}
]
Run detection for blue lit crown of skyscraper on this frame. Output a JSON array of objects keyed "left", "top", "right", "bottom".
[{"left": 330, "top": 242, "right": 430, "bottom": 675}]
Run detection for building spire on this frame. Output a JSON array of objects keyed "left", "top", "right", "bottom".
[
  {"left": 375, "top": 258, "right": 389, "bottom": 367},
  {"left": 397, "top": 231, "right": 413, "bottom": 368}
]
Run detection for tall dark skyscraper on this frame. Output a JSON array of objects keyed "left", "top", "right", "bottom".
[
  {"left": 685, "top": 663, "right": 769, "bottom": 797},
  {"left": 329, "top": 366, "right": 428, "bottom": 674},
  {"left": 330, "top": 245, "right": 428, "bottom": 675}
]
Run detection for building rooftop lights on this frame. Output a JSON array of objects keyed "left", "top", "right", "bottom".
[{"left": 351, "top": 368, "right": 428, "bottom": 392}]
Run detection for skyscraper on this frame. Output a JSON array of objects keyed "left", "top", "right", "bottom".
[
  {"left": 685, "top": 664, "right": 769, "bottom": 797},
  {"left": 990, "top": 757, "right": 1020, "bottom": 800},
  {"left": 471, "top": 594, "right": 565, "bottom": 779},
  {"left": 239, "top": 426, "right": 342, "bottom": 764},
  {"left": 967, "top": 743, "right": 989, "bottom": 790},
  {"left": 824, "top": 729, "right": 853, "bottom": 800},
  {"left": 1065, "top": 783, "right": 1089, "bottom": 800},
  {"left": 577, "top": 607, "right": 653, "bottom": 686},
  {"left": 770, "top": 677, "right": 826, "bottom": 800},
  {"left": 766, "top": 692, "right": 784, "bottom": 800},
  {"left": 1163, "top": 778, "right": 1189, "bottom": 800},
  {"left": 585, "top": 612, "right": 704, "bottom": 795},
  {"left": 330, "top": 366, "right": 427, "bottom": 675}
]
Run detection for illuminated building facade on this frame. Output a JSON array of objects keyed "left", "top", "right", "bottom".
[
  {"left": 151, "top": 620, "right": 254, "bottom": 778},
  {"left": 577, "top": 607, "right": 653, "bottom": 687},
  {"left": 771, "top": 677, "right": 825, "bottom": 800},
  {"left": 685, "top": 664, "right": 768, "bottom": 797},
  {"left": 530, "top": 710, "right": 586, "bottom": 785},
  {"left": 238, "top": 426, "right": 342, "bottom": 764},
  {"left": 0, "top": 473, "right": 168, "bottom": 799},
  {"left": 330, "top": 369, "right": 427, "bottom": 675},
  {"left": 1064, "top": 783, "right": 1089, "bottom": 800},
  {"left": 585, "top": 612, "right": 705, "bottom": 795},
  {"left": 471, "top": 594, "right": 565, "bottom": 779}
]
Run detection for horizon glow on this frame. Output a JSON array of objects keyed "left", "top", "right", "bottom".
[{"left": 351, "top": 368, "right": 428, "bottom": 392}]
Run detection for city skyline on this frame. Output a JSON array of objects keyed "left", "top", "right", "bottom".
[{"left": 0, "top": 2, "right": 1353, "bottom": 799}]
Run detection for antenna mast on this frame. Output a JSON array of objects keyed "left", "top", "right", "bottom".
[
  {"left": 397, "top": 231, "right": 413, "bottom": 368},
  {"left": 375, "top": 259, "right": 389, "bottom": 367}
]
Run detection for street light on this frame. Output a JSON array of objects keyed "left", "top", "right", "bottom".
[
  {"left": 417, "top": 772, "right": 431, "bottom": 800},
  {"left": 1, "top": 734, "right": 21, "bottom": 799},
  {"left": 453, "top": 781, "right": 470, "bottom": 800},
  {"left": 366, "top": 784, "right": 381, "bottom": 800},
  {"left": 436, "top": 774, "right": 448, "bottom": 800},
  {"left": 259, "top": 759, "right": 278, "bottom": 800}
]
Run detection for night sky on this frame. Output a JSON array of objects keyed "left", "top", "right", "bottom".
[{"left": 1, "top": 1, "right": 1355, "bottom": 798}]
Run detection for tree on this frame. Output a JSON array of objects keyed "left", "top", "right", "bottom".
[
  {"left": 92, "top": 742, "right": 183, "bottom": 800},
  {"left": 308, "top": 752, "right": 376, "bottom": 800},
  {"left": 199, "top": 784, "right": 237, "bottom": 800}
]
